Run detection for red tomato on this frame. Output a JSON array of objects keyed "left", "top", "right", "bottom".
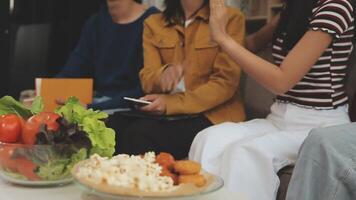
[
  {"left": 0, "top": 145, "right": 18, "bottom": 172},
  {"left": 16, "top": 158, "right": 40, "bottom": 181},
  {"left": 0, "top": 114, "right": 23, "bottom": 143},
  {"left": 156, "top": 152, "right": 176, "bottom": 170},
  {"left": 22, "top": 112, "right": 60, "bottom": 144}
]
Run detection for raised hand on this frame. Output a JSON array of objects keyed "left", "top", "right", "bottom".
[
  {"left": 139, "top": 94, "right": 167, "bottom": 115},
  {"left": 209, "top": 0, "right": 229, "bottom": 44}
]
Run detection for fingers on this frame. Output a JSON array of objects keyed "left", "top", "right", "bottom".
[
  {"left": 209, "top": 0, "right": 228, "bottom": 43},
  {"left": 171, "top": 65, "right": 184, "bottom": 86},
  {"left": 210, "top": 0, "right": 219, "bottom": 15},
  {"left": 209, "top": 0, "right": 215, "bottom": 11},
  {"left": 218, "top": 0, "right": 226, "bottom": 7},
  {"left": 161, "top": 77, "right": 175, "bottom": 93},
  {"left": 161, "top": 76, "right": 170, "bottom": 92},
  {"left": 210, "top": 0, "right": 227, "bottom": 17},
  {"left": 161, "top": 68, "right": 173, "bottom": 92},
  {"left": 55, "top": 98, "right": 66, "bottom": 105},
  {"left": 167, "top": 79, "right": 176, "bottom": 92},
  {"left": 161, "top": 65, "right": 184, "bottom": 93},
  {"left": 140, "top": 103, "right": 156, "bottom": 112},
  {"left": 176, "top": 64, "right": 184, "bottom": 78},
  {"left": 173, "top": 78, "right": 180, "bottom": 89},
  {"left": 23, "top": 97, "right": 35, "bottom": 107},
  {"left": 211, "top": 0, "right": 226, "bottom": 9},
  {"left": 166, "top": 71, "right": 177, "bottom": 91},
  {"left": 140, "top": 95, "right": 165, "bottom": 115},
  {"left": 140, "top": 98, "right": 159, "bottom": 112},
  {"left": 141, "top": 94, "right": 158, "bottom": 102}
]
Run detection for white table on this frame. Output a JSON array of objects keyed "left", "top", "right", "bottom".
[{"left": 0, "top": 178, "right": 246, "bottom": 200}]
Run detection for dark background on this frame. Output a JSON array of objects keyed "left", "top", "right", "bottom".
[
  {"left": 0, "top": 0, "right": 103, "bottom": 98},
  {"left": 0, "top": 0, "right": 263, "bottom": 99}
]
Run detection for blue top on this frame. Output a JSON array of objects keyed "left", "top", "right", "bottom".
[{"left": 57, "top": 6, "right": 159, "bottom": 110}]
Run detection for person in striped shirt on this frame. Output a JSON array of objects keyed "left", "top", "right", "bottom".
[{"left": 189, "top": 0, "right": 355, "bottom": 199}]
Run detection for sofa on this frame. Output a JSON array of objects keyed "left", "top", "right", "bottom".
[{"left": 240, "top": 49, "right": 356, "bottom": 200}]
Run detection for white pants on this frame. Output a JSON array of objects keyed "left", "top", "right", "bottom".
[{"left": 189, "top": 102, "right": 350, "bottom": 200}]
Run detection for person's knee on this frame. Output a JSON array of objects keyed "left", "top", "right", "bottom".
[
  {"left": 306, "top": 124, "right": 355, "bottom": 148},
  {"left": 301, "top": 129, "right": 335, "bottom": 159},
  {"left": 225, "top": 140, "right": 261, "bottom": 160},
  {"left": 203, "top": 122, "right": 237, "bottom": 137},
  {"left": 190, "top": 123, "right": 234, "bottom": 159},
  {"left": 223, "top": 134, "right": 281, "bottom": 165},
  {"left": 305, "top": 129, "right": 331, "bottom": 148},
  {"left": 193, "top": 123, "right": 228, "bottom": 143}
]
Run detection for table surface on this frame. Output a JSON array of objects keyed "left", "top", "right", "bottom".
[{"left": 0, "top": 178, "right": 246, "bottom": 200}]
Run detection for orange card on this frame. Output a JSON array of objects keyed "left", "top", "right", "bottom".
[{"left": 35, "top": 78, "right": 93, "bottom": 112}]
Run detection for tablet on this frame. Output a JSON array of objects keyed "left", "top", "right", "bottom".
[
  {"left": 114, "top": 110, "right": 201, "bottom": 122},
  {"left": 123, "top": 97, "right": 152, "bottom": 108}
]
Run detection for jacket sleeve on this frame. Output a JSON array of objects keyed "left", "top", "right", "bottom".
[
  {"left": 139, "top": 20, "right": 167, "bottom": 94},
  {"left": 164, "top": 11, "right": 246, "bottom": 115}
]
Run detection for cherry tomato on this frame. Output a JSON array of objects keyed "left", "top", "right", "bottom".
[
  {"left": 0, "top": 114, "right": 23, "bottom": 143},
  {"left": 22, "top": 112, "right": 60, "bottom": 144},
  {"left": 156, "top": 152, "right": 176, "bottom": 170},
  {"left": 16, "top": 158, "right": 40, "bottom": 181},
  {"left": 0, "top": 145, "right": 18, "bottom": 172}
]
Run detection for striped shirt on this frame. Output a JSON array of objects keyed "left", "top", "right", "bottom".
[{"left": 272, "top": 0, "right": 355, "bottom": 109}]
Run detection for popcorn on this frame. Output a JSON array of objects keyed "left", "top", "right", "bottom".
[{"left": 76, "top": 152, "right": 175, "bottom": 192}]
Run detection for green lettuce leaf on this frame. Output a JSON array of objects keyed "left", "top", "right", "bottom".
[
  {"left": 36, "top": 159, "right": 69, "bottom": 181},
  {"left": 66, "top": 148, "right": 88, "bottom": 172},
  {"left": 55, "top": 97, "right": 116, "bottom": 157},
  {"left": 30, "top": 96, "right": 44, "bottom": 115},
  {"left": 55, "top": 97, "right": 78, "bottom": 123},
  {"left": 0, "top": 96, "right": 33, "bottom": 118},
  {"left": 82, "top": 118, "right": 115, "bottom": 157},
  {"left": 36, "top": 148, "right": 87, "bottom": 181},
  {"left": 56, "top": 97, "right": 108, "bottom": 124},
  {"left": 0, "top": 96, "right": 44, "bottom": 118}
]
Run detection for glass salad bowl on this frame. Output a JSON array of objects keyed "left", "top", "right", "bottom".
[{"left": 0, "top": 142, "right": 88, "bottom": 186}]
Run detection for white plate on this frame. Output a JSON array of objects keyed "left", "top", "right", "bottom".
[{"left": 74, "top": 173, "right": 224, "bottom": 200}]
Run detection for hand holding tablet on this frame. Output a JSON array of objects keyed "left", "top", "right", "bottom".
[{"left": 123, "top": 97, "right": 152, "bottom": 108}]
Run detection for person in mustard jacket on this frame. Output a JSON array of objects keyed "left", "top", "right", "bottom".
[{"left": 110, "top": 0, "right": 245, "bottom": 159}]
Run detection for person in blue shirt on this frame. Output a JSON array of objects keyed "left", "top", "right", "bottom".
[{"left": 57, "top": 0, "right": 159, "bottom": 110}]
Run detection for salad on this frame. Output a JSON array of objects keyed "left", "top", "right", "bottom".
[{"left": 0, "top": 96, "right": 116, "bottom": 182}]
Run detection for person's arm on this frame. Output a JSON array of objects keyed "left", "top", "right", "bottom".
[
  {"left": 209, "top": 0, "right": 352, "bottom": 95},
  {"left": 139, "top": 21, "right": 167, "bottom": 94},
  {"left": 246, "top": 14, "right": 280, "bottom": 52},
  {"left": 56, "top": 17, "right": 95, "bottom": 78},
  {"left": 140, "top": 19, "right": 185, "bottom": 94},
  {"left": 219, "top": 31, "right": 331, "bottom": 95}
]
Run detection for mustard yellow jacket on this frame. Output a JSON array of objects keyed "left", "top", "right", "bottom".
[{"left": 140, "top": 6, "right": 246, "bottom": 124}]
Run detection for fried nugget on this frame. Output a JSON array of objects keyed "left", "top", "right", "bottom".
[
  {"left": 156, "top": 152, "right": 176, "bottom": 170},
  {"left": 178, "top": 174, "right": 206, "bottom": 187},
  {"left": 174, "top": 160, "right": 201, "bottom": 175}
]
